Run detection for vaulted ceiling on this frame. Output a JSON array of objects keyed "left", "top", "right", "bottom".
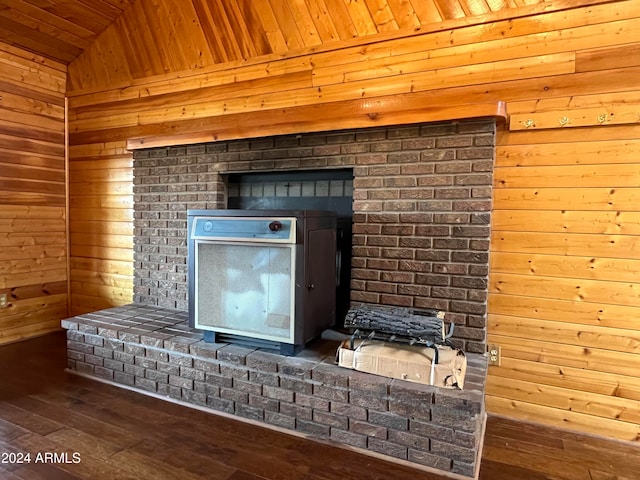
[
  {"left": 0, "top": 0, "right": 136, "bottom": 63},
  {"left": 0, "top": 0, "right": 548, "bottom": 67}
]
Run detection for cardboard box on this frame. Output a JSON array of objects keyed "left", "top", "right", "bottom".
[{"left": 337, "top": 339, "right": 467, "bottom": 389}]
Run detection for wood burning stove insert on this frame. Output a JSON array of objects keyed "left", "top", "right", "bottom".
[{"left": 187, "top": 209, "right": 337, "bottom": 355}]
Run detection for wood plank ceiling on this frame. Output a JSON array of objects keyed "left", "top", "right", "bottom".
[
  {"left": 0, "top": 0, "right": 136, "bottom": 64},
  {"left": 0, "top": 0, "right": 547, "bottom": 66}
]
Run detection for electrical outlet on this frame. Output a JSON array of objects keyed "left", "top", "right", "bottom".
[
  {"left": 0, "top": 294, "right": 7, "bottom": 308},
  {"left": 488, "top": 344, "right": 501, "bottom": 366}
]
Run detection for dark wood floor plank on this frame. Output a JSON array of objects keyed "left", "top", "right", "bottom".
[
  {"left": 484, "top": 416, "right": 640, "bottom": 479},
  {"left": 482, "top": 444, "right": 591, "bottom": 480},
  {"left": 6, "top": 432, "right": 141, "bottom": 480},
  {"left": 0, "top": 464, "right": 23, "bottom": 480},
  {"left": 589, "top": 470, "right": 635, "bottom": 480},
  {"left": 0, "top": 417, "right": 31, "bottom": 442},
  {"left": 0, "top": 332, "right": 639, "bottom": 480},
  {"left": 11, "top": 462, "right": 84, "bottom": 480},
  {"left": 127, "top": 437, "right": 238, "bottom": 479},
  {"left": 478, "top": 460, "right": 549, "bottom": 480},
  {"left": 3, "top": 395, "right": 143, "bottom": 449},
  {"left": 0, "top": 401, "right": 66, "bottom": 436},
  {"left": 562, "top": 437, "right": 640, "bottom": 475}
]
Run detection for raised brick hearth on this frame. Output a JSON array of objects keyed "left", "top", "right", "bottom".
[
  {"left": 63, "top": 119, "right": 496, "bottom": 478},
  {"left": 62, "top": 304, "right": 488, "bottom": 479}
]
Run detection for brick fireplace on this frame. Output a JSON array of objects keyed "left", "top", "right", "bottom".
[
  {"left": 63, "top": 118, "right": 494, "bottom": 479},
  {"left": 133, "top": 119, "right": 495, "bottom": 353}
]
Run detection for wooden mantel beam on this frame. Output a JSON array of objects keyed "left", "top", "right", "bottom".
[{"left": 125, "top": 96, "right": 507, "bottom": 150}]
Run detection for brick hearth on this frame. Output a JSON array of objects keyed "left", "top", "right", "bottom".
[{"left": 62, "top": 304, "right": 488, "bottom": 479}]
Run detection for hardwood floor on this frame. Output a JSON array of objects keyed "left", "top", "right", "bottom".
[{"left": 0, "top": 332, "right": 638, "bottom": 480}]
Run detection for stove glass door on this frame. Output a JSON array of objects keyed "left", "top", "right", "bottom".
[{"left": 194, "top": 241, "right": 295, "bottom": 343}]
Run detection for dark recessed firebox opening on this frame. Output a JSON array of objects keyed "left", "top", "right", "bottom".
[{"left": 225, "top": 169, "right": 354, "bottom": 327}]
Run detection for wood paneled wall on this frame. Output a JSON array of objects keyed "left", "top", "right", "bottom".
[
  {"left": 67, "top": 140, "right": 133, "bottom": 315},
  {"left": 0, "top": 42, "right": 68, "bottom": 345},
  {"left": 65, "top": 0, "right": 640, "bottom": 441}
]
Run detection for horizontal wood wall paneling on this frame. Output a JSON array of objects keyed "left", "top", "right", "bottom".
[
  {"left": 486, "top": 375, "right": 640, "bottom": 426},
  {"left": 70, "top": 257, "right": 133, "bottom": 276},
  {"left": 0, "top": 120, "right": 64, "bottom": 144},
  {"left": 69, "top": 207, "right": 133, "bottom": 222},
  {"left": 63, "top": 0, "right": 640, "bottom": 441},
  {"left": 492, "top": 188, "right": 640, "bottom": 211},
  {"left": 0, "top": 162, "right": 66, "bottom": 183},
  {"left": 0, "top": 277, "right": 66, "bottom": 345},
  {"left": 490, "top": 251, "right": 640, "bottom": 284},
  {"left": 2, "top": 281, "right": 67, "bottom": 299},
  {"left": 69, "top": 63, "right": 640, "bottom": 146},
  {"left": 69, "top": 221, "right": 134, "bottom": 237},
  {"left": 489, "top": 355, "right": 640, "bottom": 401},
  {"left": 68, "top": 60, "right": 314, "bottom": 110},
  {"left": 510, "top": 103, "right": 640, "bottom": 130},
  {"left": 488, "top": 293, "right": 640, "bottom": 330},
  {"left": 0, "top": 318, "right": 67, "bottom": 345},
  {"left": 70, "top": 67, "right": 311, "bottom": 125},
  {"left": 0, "top": 295, "right": 68, "bottom": 329},
  {"left": 70, "top": 245, "right": 133, "bottom": 264},
  {"left": 487, "top": 334, "right": 640, "bottom": 378},
  {"left": 486, "top": 396, "right": 640, "bottom": 443},
  {"left": 67, "top": 139, "right": 134, "bottom": 315},
  {"left": 0, "top": 229, "right": 65, "bottom": 247},
  {"left": 68, "top": 166, "right": 134, "bottom": 183},
  {"left": 69, "top": 142, "right": 129, "bottom": 157},
  {"left": 1, "top": 110, "right": 62, "bottom": 134},
  {"left": 69, "top": 280, "right": 132, "bottom": 304},
  {"left": 67, "top": 52, "right": 571, "bottom": 134},
  {"left": 0, "top": 57, "right": 66, "bottom": 94},
  {"left": 491, "top": 272, "right": 639, "bottom": 306},
  {"left": 0, "top": 177, "right": 65, "bottom": 197},
  {"left": 492, "top": 209, "right": 640, "bottom": 235},
  {"left": 70, "top": 269, "right": 134, "bottom": 289},
  {"left": 310, "top": 14, "right": 640, "bottom": 83},
  {"left": 68, "top": 195, "right": 133, "bottom": 210},
  {"left": 0, "top": 193, "right": 65, "bottom": 207},
  {"left": 488, "top": 313, "right": 640, "bottom": 353},
  {"left": 69, "top": 232, "right": 133, "bottom": 250},
  {"left": 495, "top": 163, "right": 640, "bottom": 188},
  {"left": 496, "top": 137, "right": 640, "bottom": 166},
  {"left": 0, "top": 134, "right": 65, "bottom": 157},
  {"left": 0, "top": 255, "right": 66, "bottom": 276},
  {"left": 576, "top": 42, "right": 640, "bottom": 72},
  {"left": 0, "top": 41, "right": 67, "bottom": 73},
  {"left": 492, "top": 230, "right": 640, "bottom": 258},
  {"left": 507, "top": 88, "right": 640, "bottom": 115},
  {"left": 0, "top": 150, "right": 65, "bottom": 170},
  {"left": 0, "top": 218, "right": 65, "bottom": 235},
  {"left": 69, "top": 293, "right": 125, "bottom": 315},
  {"left": 1, "top": 268, "right": 68, "bottom": 290},
  {"left": 0, "top": 88, "right": 65, "bottom": 120},
  {"left": 0, "top": 42, "right": 67, "bottom": 345}
]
